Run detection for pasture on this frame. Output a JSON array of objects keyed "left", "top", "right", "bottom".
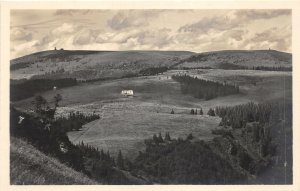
[{"left": 13, "top": 69, "right": 292, "bottom": 158}]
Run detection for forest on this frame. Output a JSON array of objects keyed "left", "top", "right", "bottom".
[
  {"left": 54, "top": 111, "right": 100, "bottom": 132},
  {"left": 172, "top": 74, "right": 239, "bottom": 100},
  {"left": 10, "top": 93, "right": 292, "bottom": 184},
  {"left": 10, "top": 78, "right": 77, "bottom": 101},
  {"left": 10, "top": 95, "right": 137, "bottom": 184},
  {"left": 139, "top": 67, "right": 168, "bottom": 76}
]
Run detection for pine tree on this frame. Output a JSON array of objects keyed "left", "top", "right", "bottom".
[
  {"left": 190, "top": 109, "right": 195, "bottom": 115},
  {"left": 171, "top": 109, "right": 174, "bottom": 114},
  {"left": 207, "top": 108, "right": 215, "bottom": 116},
  {"left": 117, "top": 150, "right": 124, "bottom": 169},
  {"left": 54, "top": 94, "right": 62, "bottom": 108},
  {"left": 187, "top": 133, "right": 194, "bottom": 140},
  {"left": 158, "top": 132, "right": 164, "bottom": 143},
  {"left": 200, "top": 108, "right": 203, "bottom": 115},
  {"left": 153, "top": 134, "right": 158, "bottom": 143},
  {"left": 164, "top": 132, "right": 171, "bottom": 142}
]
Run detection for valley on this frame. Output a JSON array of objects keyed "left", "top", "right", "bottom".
[{"left": 10, "top": 49, "right": 293, "bottom": 184}]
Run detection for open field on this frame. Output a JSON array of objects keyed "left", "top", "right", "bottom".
[
  {"left": 13, "top": 69, "right": 292, "bottom": 159},
  {"left": 67, "top": 102, "right": 221, "bottom": 159}
]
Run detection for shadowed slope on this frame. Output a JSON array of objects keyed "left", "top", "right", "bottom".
[{"left": 10, "top": 137, "right": 99, "bottom": 185}]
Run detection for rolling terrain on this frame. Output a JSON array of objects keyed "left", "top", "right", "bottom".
[
  {"left": 10, "top": 49, "right": 293, "bottom": 182},
  {"left": 10, "top": 50, "right": 194, "bottom": 80},
  {"left": 174, "top": 50, "right": 292, "bottom": 69},
  {"left": 13, "top": 68, "right": 292, "bottom": 159},
  {"left": 10, "top": 49, "right": 291, "bottom": 80}
]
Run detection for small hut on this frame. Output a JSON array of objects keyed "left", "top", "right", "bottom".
[{"left": 121, "top": 90, "right": 134, "bottom": 96}]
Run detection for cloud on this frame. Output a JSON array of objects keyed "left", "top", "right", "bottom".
[
  {"left": 11, "top": 28, "right": 33, "bottom": 41},
  {"left": 178, "top": 10, "right": 291, "bottom": 33},
  {"left": 54, "top": 10, "right": 94, "bottom": 16},
  {"left": 73, "top": 29, "right": 100, "bottom": 45},
  {"left": 107, "top": 12, "right": 146, "bottom": 30},
  {"left": 107, "top": 10, "right": 163, "bottom": 30},
  {"left": 179, "top": 16, "right": 239, "bottom": 33},
  {"left": 11, "top": 40, "right": 39, "bottom": 59},
  {"left": 52, "top": 23, "right": 75, "bottom": 35},
  {"left": 235, "top": 9, "right": 291, "bottom": 20},
  {"left": 10, "top": 10, "right": 292, "bottom": 58},
  {"left": 135, "top": 28, "right": 173, "bottom": 48},
  {"left": 243, "top": 25, "right": 291, "bottom": 52},
  {"left": 94, "top": 28, "right": 173, "bottom": 49}
]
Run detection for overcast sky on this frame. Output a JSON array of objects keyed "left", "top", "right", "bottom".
[{"left": 11, "top": 9, "right": 291, "bottom": 59}]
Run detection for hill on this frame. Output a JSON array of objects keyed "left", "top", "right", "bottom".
[
  {"left": 174, "top": 50, "right": 292, "bottom": 69},
  {"left": 10, "top": 50, "right": 194, "bottom": 80},
  {"left": 10, "top": 136, "right": 99, "bottom": 185}
]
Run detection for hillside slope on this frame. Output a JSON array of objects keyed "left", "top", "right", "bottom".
[
  {"left": 174, "top": 50, "right": 292, "bottom": 69},
  {"left": 10, "top": 137, "right": 99, "bottom": 185},
  {"left": 10, "top": 50, "right": 194, "bottom": 80}
]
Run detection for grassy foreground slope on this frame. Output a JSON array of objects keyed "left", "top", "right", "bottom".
[{"left": 10, "top": 137, "right": 98, "bottom": 185}]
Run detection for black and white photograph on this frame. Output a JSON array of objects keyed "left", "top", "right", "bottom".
[{"left": 2, "top": 4, "right": 297, "bottom": 187}]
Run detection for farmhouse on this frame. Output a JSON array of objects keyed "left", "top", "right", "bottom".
[{"left": 121, "top": 90, "right": 134, "bottom": 96}]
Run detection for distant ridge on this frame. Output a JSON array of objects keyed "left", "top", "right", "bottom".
[
  {"left": 174, "top": 49, "right": 292, "bottom": 69},
  {"left": 10, "top": 49, "right": 291, "bottom": 80}
]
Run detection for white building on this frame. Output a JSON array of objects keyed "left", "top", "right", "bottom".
[{"left": 121, "top": 90, "right": 134, "bottom": 96}]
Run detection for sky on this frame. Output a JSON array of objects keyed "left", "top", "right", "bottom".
[{"left": 11, "top": 9, "right": 291, "bottom": 59}]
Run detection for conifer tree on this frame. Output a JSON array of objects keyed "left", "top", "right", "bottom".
[
  {"left": 158, "top": 132, "right": 164, "bottom": 143},
  {"left": 207, "top": 108, "right": 216, "bottom": 116},
  {"left": 200, "top": 108, "right": 203, "bottom": 115},
  {"left": 117, "top": 150, "right": 124, "bottom": 169},
  {"left": 164, "top": 132, "right": 171, "bottom": 142},
  {"left": 190, "top": 109, "right": 195, "bottom": 115}
]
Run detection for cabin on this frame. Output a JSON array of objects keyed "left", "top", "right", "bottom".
[{"left": 121, "top": 90, "right": 134, "bottom": 96}]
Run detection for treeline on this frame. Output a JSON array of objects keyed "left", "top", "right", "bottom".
[
  {"left": 10, "top": 78, "right": 77, "bottom": 101},
  {"left": 78, "top": 67, "right": 169, "bottom": 84},
  {"left": 139, "top": 67, "right": 168, "bottom": 76},
  {"left": 172, "top": 74, "right": 239, "bottom": 100},
  {"left": 54, "top": 111, "right": 100, "bottom": 132},
  {"left": 10, "top": 105, "right": 138, "bottom": 184},
  {"left": 131, "top": 133, "right": 245, "bottom": 184},
  {"left": 215, "top": 102, "right": 273, "bottom": 129},
  {"left": 214, "top": 101, "right": 292, "bottom": 183},
  {"left": 10, "top": 62, "right": 33, "bottom": 70},
  {"left": 177, "top": 65, "right": 292, "bottom": 71},
  {"left": 251, "top": 66, "right": 292, "bottom": 71}
]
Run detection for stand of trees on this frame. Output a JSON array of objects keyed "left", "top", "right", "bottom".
[
  {"left": 172, "top": 75, "right": 239, "bottom": 100},
  {"left": 10, "top": 62, "right": 34, "bottom": 70},
  {"left": 10, "top": 94, "right": 134, "bottom": 184},
  {"left": 54, "top": 111, "right": 100, "bottom": 132},
  {"left": 215, "top": 102, "right": 273, "bottom": 129},
  {"left": 214, "top": 101, "right": 292, "bottom": 184},
  {"left": 10, "top": 78, "right": 77, "bottom": 101},
  {"left": 132, "top": 133, "right": 245, "bottom": 184},
  {"left": 10, "top": 91, "right": 292, "bottom": 184},
  {"left": 139, "top": 67, "right": 168, "bottom": 76},
  {"left": 251, "top": 66, "right": 292, "bottom": 71}
]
